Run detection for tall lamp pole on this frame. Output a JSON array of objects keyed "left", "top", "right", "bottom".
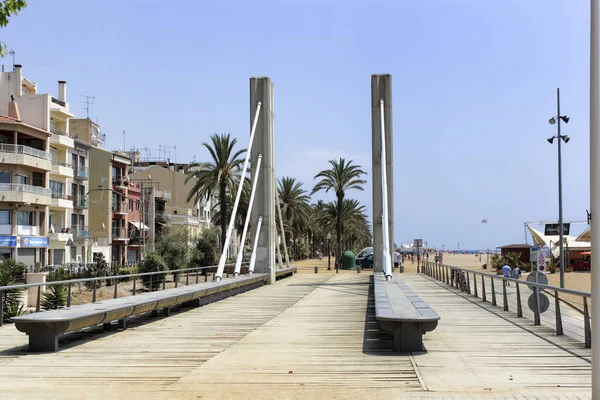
[
  {"left": 548, "top": 88, "right": 570, "bottom": 289},
  {"left": 589, "top": 1, "right": 599, "bottom": 396}
]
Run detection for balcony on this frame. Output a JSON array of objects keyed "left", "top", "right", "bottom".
[
  {"left": 0, "top": 144, "right": 51, "bottom": 171},
  {"left": 112, "top": 201, "right": 129, "bottom": 214},
  {"left": 49, "top": 132, "right": 74, "bottom": 148},
  {"left": 72, "top": 197, "right": 88, "bottom": 209},
  {"left": 17, "top": 225, "right": 39, "bottom": 236},
  {"left": 71, "top": 225, "right": 91, "bottom": 238},
  {"left": 155, "top": 189, "right": 171, "bottom": 201},
  {"left": 156, "top": 210, "right": 170, "bottom": 222},
  {"left": 113, "top": 177, "right": 129, "bottom": 188},
  {"left": 111, "top": 227, "right": 128, "bottom": 240},
  {"left": 0, "top": 183, "right": 51, "bottom": 206},
  {"left": 91, "top": 130, "right": 105, "bottom": 146},
  {"left": 74, "top": 167, "right": 88, "bottom": 180},
  {"left": 50, "top": 192, "right": 73, "bottom": 209},
  {"left": 48, "top": 226, "right": 71, "bottom": 242},
  {"left": 49, "top": 97, "right": 73, "bottom": 119},
  {"left": 51, "top": 160, "right": 74, "bottom": 178}
]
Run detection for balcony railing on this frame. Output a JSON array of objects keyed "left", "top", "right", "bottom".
[
  {"left": 72, "top": 197, "right": 88, "bottom": 208},
  {"left": 50, "top": 129, "right": 77, "bottom": 138},
  {"left": 74, "top": 167, "right": 88, "bottom": 179},
  {"left": 51, "top": 160, "right": 73, "bottom": 169},
  {"left": 0, "top": 144, "right": 51, "bottom": 160},
  {"left": 51, "top": 192, "right": 72, "bottom": 200},
  {"left": 71, "top": 225, "right": 91, "bottom": 238},
  {"left": 17, "top": 225, "right": 39, "bottom": 236},
  {"left": 0, "top": 183, "right": 50, "bottom": 196},
  {"left": 51, "top": 97, "right": 66, "bottom": 107},
  {"left": 112, "top": 227, "right": 128, "bottom": 239}
]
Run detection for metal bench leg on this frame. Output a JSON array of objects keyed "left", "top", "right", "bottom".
[
  {"left": 393, "top": 323, "right": 423, "bottom": 352},
  {"left": 118, "top": 318, "right": 127, "bottom": 329},
  {"left": 151, "top": 310, "right": 158, "bottom": 317},
  {"left": 29, "top": 332, "right": 59, "bottom": 352},
  {"left": 163, "top": 307, "right": 171, "bottom": 316},
  {"left": 103, "top": 322, "right": 112, "bottom": 331}
]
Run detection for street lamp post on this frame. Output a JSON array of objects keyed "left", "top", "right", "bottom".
[
  {"left": 548, "top": 88, "right": 570, "bottom": 289},
  {"left": 327, "top": 233, "right": 332, "bottom": 270}
]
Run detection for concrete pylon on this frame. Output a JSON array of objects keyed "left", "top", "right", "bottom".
[
  {"left": 371, "top": 74, "right": 394, "bottom": 273},
  {"left": 250, "top": 77, "right": 276, "bottom": 284}
]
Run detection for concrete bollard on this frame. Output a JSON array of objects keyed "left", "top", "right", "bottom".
[
  {"left": 400, "top": 264, "right": 405, "bottom": 273},
  {"left": 357, "top": 265, "right": 362, "bottom": 273},
  {"left": 314, "top": 266, "right": 318, "bottom": 274}
]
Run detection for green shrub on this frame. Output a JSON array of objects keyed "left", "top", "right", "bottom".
[
  {"left": 0, "top": 258, "right": 27, "bottom": 283},
  {"left": 0, "top": 268, "right": 24, "bottom": 323},
  {"left": 41, "top": 284, "right": 67, "bottom": 310},
  {"left": 118, "top": 266, "right": 138, "bottom": 283},
  {"left": 84, "top": 253, "right": 109, "bottom": 290},
  {"left": 191, "top": 227, "right": 219, "bottom": 267},
  {"left": 138, "top": 251, "right": 168, "bottom": 291}
]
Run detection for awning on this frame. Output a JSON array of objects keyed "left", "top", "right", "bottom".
[{"left": 129, "top": 221, "right": 150, "bottom": 231}]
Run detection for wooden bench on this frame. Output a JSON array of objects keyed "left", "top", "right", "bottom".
[
  {"left": 374, "top": 272, "right": 440, "bottom": 351},
  {"left": 12, "top": 274, "right": 268, "bottom": 352},
  {"left": 275, "top": 266, "right": 297, "bottom": 280}
]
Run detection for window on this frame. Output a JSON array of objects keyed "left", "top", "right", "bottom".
[
  {"left": 0, "top": 171, "right": 10, "bottom": 189},
  {"left": 112, "top": 167, "right": 118, "bottom": 180},
  {"left": 112, "top": 192, "right": 119, "bottom": 211},
  {"left": 79, "top": 185, "right": 85, "bottom": 198},
  {"left": 79, "top": 156, "right": 85, "bottom": 171},
  {"left": 32, "top": 172, "right": 44, "bottom": 187},
  {"left": 72, "top": 153, "right": 78, "bottom": 167},
  {"left": 50, "top": 180, "right": 64, "bottom": 196},
  {"left": 71, "top": 214, "right": 78, "bottom": 227},
  {"left": 17, "top": 211, "right": 33, "bottom": 226},
  {"left": 79, "top": 214, "right": 85, "bottom": 227},
  {"left": 0, "top": 210, "right": 10, "bottom": 225},
  {"left": 71, "top": 183, "right": 77, "bottom": 198}
]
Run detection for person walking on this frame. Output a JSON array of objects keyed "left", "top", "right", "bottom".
[
  {"left": 512, "top": 265, "right": 521, "bottom": 280},
  {"left": 502, "top": 264, "right": 512, "bottom": 286}
]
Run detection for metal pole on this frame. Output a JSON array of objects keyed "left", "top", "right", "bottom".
[
  {"left": 233, "top": 154, "right": 262, "bottom": 277},
  {"left": 248, "top": 216, "right": 263, "bottom": 274},
  {"left": 379, "top": 99, "right": 392, "bottom": 280},
  {"left": 557, "top": 88, "right": 565, "bottom": 289},
  {"left": 215, "top": 101, "right": 261, "bottom": 281},
  {"left": 589, "top": 1, "right": 600, "bottom": 395}
]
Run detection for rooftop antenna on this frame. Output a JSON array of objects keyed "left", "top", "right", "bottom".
[
  {"left": 122, "top": 129, "right": 126, "bottom": 152},
  {"left": 8, "top": 50, "right": 15, "bottom": 70},
  {"left": 81, "top": 95, "right": 95, "bottom": 119}
]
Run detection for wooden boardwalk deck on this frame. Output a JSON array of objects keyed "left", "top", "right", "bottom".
[{"left": 0, "top": 272, "right": 592, "bottom": 399}]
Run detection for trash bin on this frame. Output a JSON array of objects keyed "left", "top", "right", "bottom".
[{"left": 341, "top": 251, "right": 356, "bottom": 270}]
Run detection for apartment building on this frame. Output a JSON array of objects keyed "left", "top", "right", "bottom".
[
  {"left": 69, "top": 140, "right": 91, "bottom": 263},
  {"left": 0, "top": 65, "right": 78, "bottom": 266}
]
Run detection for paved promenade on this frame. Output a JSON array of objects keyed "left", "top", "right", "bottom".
[{"left": 0, "top": 272, "right": 592, "bottom": 399}]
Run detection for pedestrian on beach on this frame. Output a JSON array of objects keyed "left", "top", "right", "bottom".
[
  {"left": 502, "top": 264, "right": 512, "bottom": 286},
  {"left": 512, "top": 266, "right": 521, "bottom": 280}
]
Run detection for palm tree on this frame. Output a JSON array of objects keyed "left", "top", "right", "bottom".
[
  {"left": 185, "top": 133, "right": 246, "bottom": 248},
  {"left": 277, "top": 177, "right": 310, "bottom": 260},
  {"left": 317, "top": 199, "right": 371, "bottom": 255},
  {"left": 211, "top": 177, "right": 250, "bottom": 242},
  {"left": 312, "top": 158, "right": 366, "bottom": 266}
]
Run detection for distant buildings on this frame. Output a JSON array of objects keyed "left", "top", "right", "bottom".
[{"left": 0, "top": 64, "right": 228, "bottom": 267}]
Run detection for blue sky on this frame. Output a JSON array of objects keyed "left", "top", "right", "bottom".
[{"left": 0, "top": 0, "right": 592, "bottom": 250}]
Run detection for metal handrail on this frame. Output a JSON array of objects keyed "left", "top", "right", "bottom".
[
  {"left": 51, "top": 160, "right": 73, "bottom": 168},
  {"left": 0, "top": 262, "right": 250, "bottom": 326},
  {"left": 422, "top": 261, "right": 593, "bottom": 348}
]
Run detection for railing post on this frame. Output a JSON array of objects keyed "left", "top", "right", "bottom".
[
  {"left": 67, "top": 283, "right": 72, "bottom": 307},
  {"left": 502, "top": 279, "right": 508, "bottom": 311},
  {"left": 554, "top": 290, "right": 563, "bottom": 336},
  {"left": 149, "top": 275, "right": 153, "bottom": 292},
  {"left": 36, "top": 286, "right": 41, "bottom": 312},
  {"left": 473, "top": 273, "right": 478, "bottom": 297},
  {"left": 584, "top": 296, "right": 592, "bottom": 348},
  {"left": 186, "top": 271, "right": 189, "bottom": 286},
  {"left": 113, "top": 278, "right": 118, "bottom": 299},
  {"left": 491, "top": 278, "right": 497, "bottom": 306},
  {"left": 481, "top": 276, "right": 487, "bottom": 302},
  {"left": 533, "top": 289, "right": 541, "bottom": 325},
  {"left": 516, "top": 282, "right": 523, "bottom": 317},
  {"left": 196, "top": 270, "right": 199, "bottom": 284},
  {"left": 164, "top": 274, "right": 168, "bottom": 290},
  {"left": 466, "top": 272, "right": 471, "bottom": 294},
  {"left": 133, "top": 278, "right": 136, "bottom": 295},
  {"left": 92, "top": 283, "right": 97, "bottom": 302}
]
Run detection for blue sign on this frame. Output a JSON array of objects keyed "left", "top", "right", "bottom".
[
  {"left": 21, "top": 237, "right": 49, "bottom": 247},
  {"left": 0, "top": 236, "right": 17, "bottom": 247}
]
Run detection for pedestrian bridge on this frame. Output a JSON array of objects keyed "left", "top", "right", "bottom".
[{"left": 0, "top": 270, "right": 591, "bottom": 399}]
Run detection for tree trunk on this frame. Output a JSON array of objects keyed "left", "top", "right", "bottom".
[
  {"left": 219, "top": 180, "right": 227, "bottom": 250},
  {"left": 336, "top": 194, "right": 343, "bottom": 267}
]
